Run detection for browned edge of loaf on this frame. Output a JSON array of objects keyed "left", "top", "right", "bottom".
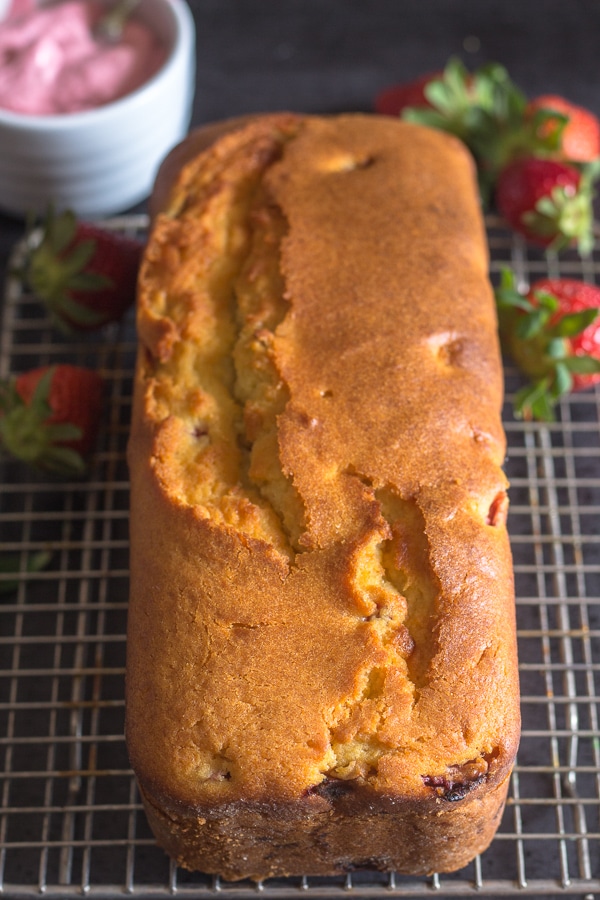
[
  {"left": 138, "top": 772, "right": 512, "bottom": 879},
  {"left": 149, "top": 114, "right": 261, "bottom": 221},
  {"left": 126, "top": 112, "right": 521, "bottom": 881}
]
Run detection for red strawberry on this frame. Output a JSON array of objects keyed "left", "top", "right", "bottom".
[
  {"left": 374, "top": 71, "right": 440, "bottom": 116},
  {"left": 495, "top": 156, "right": 598, "bottom": 254},
  {"left": 16, "top": 208, "right": 143, "bottom": 334},
  {"left": 495, "top": 269, "right": 600, "bottom": 420},
  {"left": 0, "top": 364, "right": 103, "bottom": 475},
  {"left": 526, "top": 94, "right": 600, "bottom": 163}
]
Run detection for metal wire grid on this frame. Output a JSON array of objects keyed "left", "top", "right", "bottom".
[{"left": 0, "top": 214, "right": 599, "bottom": 898}]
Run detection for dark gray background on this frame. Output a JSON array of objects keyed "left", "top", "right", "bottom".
[{"left": 187, "top": 0, "right": 600, "bottom": 122}]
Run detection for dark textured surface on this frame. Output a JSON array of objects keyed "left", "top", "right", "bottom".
[{"left": 188, "top": 0, "right": 600, "bottom": 120}]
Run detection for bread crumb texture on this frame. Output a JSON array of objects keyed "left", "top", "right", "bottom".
[{"left": 127, "top": 114, "right": 519, "bottom": 838}]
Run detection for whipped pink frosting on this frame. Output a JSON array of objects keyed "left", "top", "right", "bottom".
[{"left": 0, "top": 0, "right": 167, "bottom": 115}]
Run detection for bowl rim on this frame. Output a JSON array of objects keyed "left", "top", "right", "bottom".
[{"left": 0, "top": 0, "right": 195, "bottom": 129}]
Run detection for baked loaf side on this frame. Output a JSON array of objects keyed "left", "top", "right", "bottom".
[{"left": 126, "top": 113, "right": 520, "bottom": 880}]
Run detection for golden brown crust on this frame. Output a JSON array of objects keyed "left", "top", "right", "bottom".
[
  {"left": 126, "top": 112, "right": 520, "bottom": 880},
  {"left": 149, "top": 114, "right": 285, "bottom": 221}
]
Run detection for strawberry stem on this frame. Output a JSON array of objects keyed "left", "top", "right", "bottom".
[
  {"left": 495, "top": 267, "right": 600, "bottom": 420},
  {"left": 0, "top": 367, "right": 87, "bottom": 476}
]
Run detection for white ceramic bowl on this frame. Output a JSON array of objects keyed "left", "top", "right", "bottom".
[{"left": 0, "top": 0, "right": 196, "bottom": 218}]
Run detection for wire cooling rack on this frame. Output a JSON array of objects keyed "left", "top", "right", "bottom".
[{"left": 0, "top": 214, "right": 599, "bottom": 899}]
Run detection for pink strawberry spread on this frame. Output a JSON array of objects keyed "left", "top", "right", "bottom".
[{"left": 0, "top": 0, "right": 166, "bottom": 115}]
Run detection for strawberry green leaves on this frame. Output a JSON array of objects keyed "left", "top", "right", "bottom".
[
  {"left": 398, "top": 58, "right": 571, "bottom": 201},
  {"left": 495, "top": 269, "right": 600, "bottom": 420},
  {"left": 14, "top": 207, "right": 142, "bottom": 334},
  {"left": 0, "top": 364, "right": 104, "bottom": 476},
  {"left": 23, "top": 210, "right": 112, "bottom": 330},
  {"left": 526, "top": 95, "right": 600, "bottom": 163},
  {"left": 375, "top": 59, "right": 600, "bottom": 250}
]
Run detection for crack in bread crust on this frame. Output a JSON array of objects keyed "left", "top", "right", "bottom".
[{"left": 137, "top": 122, "right": 302, "bottom": 555}]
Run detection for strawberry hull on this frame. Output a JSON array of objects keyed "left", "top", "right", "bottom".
[
  {"left": 60, "top": 223, "right": 143, "bottom": 332},
  {"left": 495, "top": 270, "right": 600, "bottom": 420},
  {"left": 495, "top": 157, "right": 596, "bottom": 255},
  {"left": 526, "top": 95, "right": 600, "bottom": 163},
  {"left": 527, "top": 278, "right": 600, "bottom": 392},
  {"left": 18, "top": 209, "right": 143, "bottom": 334},
  {"left": 0, "top": 364, "right": 104, "bottom": 475}
]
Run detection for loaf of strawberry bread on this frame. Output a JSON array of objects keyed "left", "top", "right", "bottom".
[{"left": 126, "top": 112, "right": 520, "bottom": 880}]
